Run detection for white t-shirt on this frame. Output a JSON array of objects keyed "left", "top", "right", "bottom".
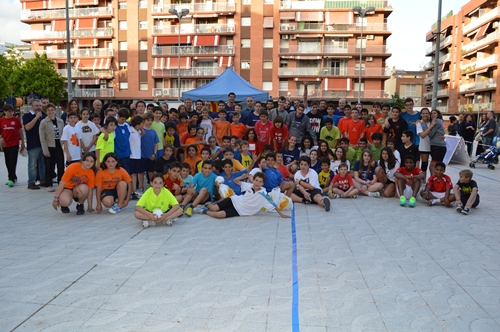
[
  {"left": 76, "top": 120, "right": 99, "bottom": 152},
  {"left": 230, "top": 182, "right": 276, "bottom": 216},
  {"left": 330, "top": 159, "right": 350, "bottom": 174},
  {"left": 416, "top": 121, "right": 431, "bottom": 153},
  {"left": 294, "top": 168, "right": 321, "bottom": 190},
  {"left": 199, "top": 118, "right": 213, "bottom": 144},
  {"left": 379, "top": 160, "right": 400, "bottom": 182},
  {"left": 129, "top": 126, "right": 142, "bottom": 159},
  {"left": 61, "top": 124, "right": 82, "bottom": 161},
  {"left": 393, "top": 150, "right": 401, "bottom": 164}
]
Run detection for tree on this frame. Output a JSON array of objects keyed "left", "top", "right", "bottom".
[
  {"left": 0, "top": 54, "right": 13, "bottom": 99},
  {"left": 10, "top": 53, "right": 66, "bottom": 104},
  {"left": 389, "top": 92, "right": 405, "bottom": 109}
]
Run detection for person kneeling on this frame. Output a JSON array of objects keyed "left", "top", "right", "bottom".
[{"left": 95, "top": 153, "right": 132, "bottom": 214}]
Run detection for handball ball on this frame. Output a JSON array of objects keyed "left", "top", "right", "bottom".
[
  {"left": 215, "top": 176, "right": 225, "bottom": 185},
  {"left": 153, "top": 209, "right": 163, "bottom": 217}
]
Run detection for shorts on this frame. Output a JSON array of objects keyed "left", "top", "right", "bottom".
[
  {"left": 292, "top": 188, "right": 322, "bottom": 203},
  {"left": 101, "top": 188, "right": 118, "bottom": 200},
  {"left": 216, "top": 197, "right": 240, "bottom": 218},
  {"left": 119, "top": 157, "right": 130, "bottom": 174},
  {"left": 385, "top": 179, "right": 395, "bottom": 186},
  {"left": 130, "top": 159, "right": 141, "bottom": 174},
  {"left": 430, "top": 145, "right": 446, "bottom": 162},
  {"left": 139, "top": 158, "right": 155, "bottom": 173}
]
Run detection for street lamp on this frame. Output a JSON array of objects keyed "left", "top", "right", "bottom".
[
  {"left": 352, "top": 6, "right": 375, "bottom": 104},
  {"left": 476, "top": 95, "right": 482, "bottom": 125},
  {"left": 168, "top": 8, "right": 190, "bottom": 101}
]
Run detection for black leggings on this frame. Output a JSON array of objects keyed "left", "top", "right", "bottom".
[
  {"left": 216, "top": 198, "right": 240, "bottom": 218},
  {"left": 44, "top": 146, "right": 65, "bottom": 187}
]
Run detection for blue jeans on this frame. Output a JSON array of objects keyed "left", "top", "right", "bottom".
[
  {"left": 28, "top": 146, "right": 45, "bottom": 186},
  {"left": 482, "top": 136, "right": 493, "bottom": 147}
]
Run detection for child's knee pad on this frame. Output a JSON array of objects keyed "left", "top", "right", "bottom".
[{"left": 421, "top": 161, "right": 429, "bottom": 172}]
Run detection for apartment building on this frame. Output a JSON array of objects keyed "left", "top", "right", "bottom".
[
  {"left": 384, "top": 68, "right": 427, "bottom": 107},
  {"left": 424, "top": 0, "right": 499, "bottom": 115},
  {"left": 19, "top": 0, "right": 392, "bottom": 103}
]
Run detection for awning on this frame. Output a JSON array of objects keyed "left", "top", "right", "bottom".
[
  {"left": 154, "top": 36, "right": 191, "bottom": 44},
  {"left": 75, "top": 39, "right": 97, "bottom": 47},
  {"left": 75, "top": 0, "right": 98, "bottom": 5},
  {"left": 52, "top": 20, "right": 67, "bottom": 31},
  {"left": 75, "top": 58, "right": 97, "bottom": 70},
  {"left": 297, "top": 35, "right": 323, "bottom": 38},
  {"left": 465, "top": 93, "right": 475, "bottom": 97},
  {"left": 49, "top": 0, "right": 65, "bottom": 8},
  {"left": 23, "top": 1, "right": 46, "bottom": 10},
  {"left": 325, "top": 78, "right": 348, "bottom": 90},
  {"left": 166, "top": 57, "right": 191, "bottom": 69},
  {"left": 474, "top": 22, "right": 490, "bottom": 40},
  {"left": 219, "top": 56, "right": 232, "bottom": 67},
  {"left": 325, "top": 12, "right": 352, "bottom": 25},
  {"left": 280, "top": 12, "right": 296, "bottom": 20},
  {"left": 76, "top": 18, "right": 96, "bottom": 30},
  {"left": 154, "top": 58, "right": 164, "bottom": 69},
  {"left": 95, "top": 58, "right": 111, "bottom": 70},
  {"left": 296, "top": 55, "right": 321, "bottom": 59},
  {"left": 77, "top": 79, "right": 100, "bottom": 85},
  {"left": 263, "top": 17, "right": 274, "bottom": 28},
  {"left": 296, "top": 12, "right": 323, "bottom": 22},
  {"left": 193, "top": 35, "right": 219, "bottom": 46}
]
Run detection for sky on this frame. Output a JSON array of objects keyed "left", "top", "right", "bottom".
[{"left": 1, "top": 0, "right": 466, "bottom": 71}]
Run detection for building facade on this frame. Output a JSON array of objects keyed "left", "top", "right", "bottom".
[
  {"left": 424, "top": 0, "right": 499, "bottom": 115},
  {"left": 19, "top": 0, "right": 392, "bottom": 103},
  {"left": 384, "top": 68, "right": 427, "bottom": 107}
]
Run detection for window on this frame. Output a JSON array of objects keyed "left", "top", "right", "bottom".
[
  {"left": 298, "top": 40, "right": 320, "bottom": 53},
  {"left": 262, "top": 82, "right": 273, "bottom": 90},
  {"left": 139, "top": 83, "right": 148, "bottom": 91},
  {"left": 241, "top": 17, "right": 251, "bottom": 26},
  {"left": 263, "top": 39, "right": 273, "bottom": 48},
  {"left": 118, "top": 2, "right": 127, "bottom": 9},
  {"left": 138, "top": 0, "right": 147, "bottom": 8},
  {"left": 405, "top": 84, "right": 417, "bottom": 97},
  {"left": 139, "top": 40, "right": 148, "bottom": 50},
  {"left": 264, "top": 0, "right": 274, "bottom": 3},
  {"left": 279, "top": 81, "right": 288, "bottom": 91},
  {"left": 355, "top": 16, "right": 367, "bottom": 27},
  {"left": 263, "top": 61, "right": 273, "bottom": 69},
  {"left": 119, "top": 42, "right": 127, "bottom": 50},
  {"left": 353, "top": 82, "right": 365, "bottom": 91},
  {"left": 119, "top": 21, "right": 127, "bottom": 30},
  {"left": 355, "top": 63, "right": 366, "bottom": 70},
  {"left": 119, "top": 82, "right": 128, "bottom": 90},
  {"left": 119, "top": 61, "right": 128, "bottom": 70},
  {"left": 241, "top": 39, "right": 250, "bottom": 48},
  {"left": 197, "top": 79, "right": 212, "bottom": 87},
  {"left": 356, "top": 38, "right": 366, "bottom": 48},
  {"left": 139, "top": 21, "right": 147, "bottom": 30},
  {"left": 241, "top": 61, "right": 250, "bottom": 69},
  {"left": 328, "top": 58, "right": 348, "bottom": 75},
  {"left": 242, "top": 0, "right": 251, "bottom": 4},
  {"left": 139, "top": 61, "right": 148, "bottom": 71}
]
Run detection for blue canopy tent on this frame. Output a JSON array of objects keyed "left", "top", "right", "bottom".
[{"left": 181, "top": 68, "right": 270, "bottom": 102}]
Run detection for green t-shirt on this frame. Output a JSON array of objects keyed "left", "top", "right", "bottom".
[
  {"left": 136, "top": 187, "right": 179, "bottom": 212},
  {"left": 96, "top": 132, "right": 115, "bottom": 162},
  {"left": 345, "top": 146, "right": 356, "bottom": 169},
  {"left": 320, "top": 126, "right": 340, "bottom": 149},
  {"left": 151, "top": 121, "right": 166, "bottom": 150},
  {"left": 370, "top": 144, "right": 385, "bottom": 161}
]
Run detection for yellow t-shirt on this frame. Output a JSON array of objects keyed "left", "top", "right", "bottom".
[
  {"left": 241, "top": 154, "right": 253, "bottom": 169},
  {"left": 96, "top": 132, "right": 115, "bottom": 162},
  {"left": 136, "top": 187, "right": 179, "bottom": 212},
  {"left": 318, "top": 170, "right": 333, "bottom": 188}
]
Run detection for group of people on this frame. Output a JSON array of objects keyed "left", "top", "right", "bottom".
[
  {"left": 447, "top": 110, "right": 498, "bottom": 155},
  {"left": 0, "top": 92, "right": 483, "bottom": 227}
]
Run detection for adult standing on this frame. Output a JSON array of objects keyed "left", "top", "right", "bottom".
[
  {"left": 41, "top": 97, "right": 50, "bottom": 112},
  {"left": 0, "top": 104, "right": 25, "bottom": 187},
  {"left": 93, "top": 99, "right": 103, "bottom": 117},
  {"left": 318, "top": 99, "right": 328, "bottom": 117},
  {"left": 269, "top": 96, "right": 290, "bottom": 125},
  {"left": 400, "top": 97, "right": 420, "bottom": 146},
  {"left": 286, "top": 104, "right": 317, "bottom": 145},
  {"left": 241, "top": 97, "right": 255, "bottom": 124},
  {"left": 416, "top": 108, "right": 431, "bottom": 179},
  {"left": 39, "top": 103, "right": 65, "bottom": 191},
  {"left": 225, "top": 92, "right": 236, "bottom": 119},
  {"left": 461, "top": 114, "right": 476, "bottom": 156},
  {"left": 334, "top": 98, "right": 346, "bottom": 117},
  {"left": 482, "top": 110, "right": 498, "bottom": 147},
  {"left": 62, "top": 99, "right": 81, "bottom": 124},
  {"left": 23, "top": 99, "right": 46, "bottom": 189},
  {"left": 184, "top": 98, "right": 194, "bottom": 114},
  {"left": 424, "top": 109, "right": 447, "bottom": 177}
]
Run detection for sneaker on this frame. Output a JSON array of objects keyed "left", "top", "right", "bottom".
[
  {"left": 109, "top": 204, "right": 121, "bottom": 214},
  {"left": 27, "top": 184, "right": 40, "bottom": 190},
  {"left": 193, "top": 207, "right": 208, "bottom": 214},
  {"left": 52, "top": 177, "right": 57, "bottom": 184},
  {"left": 369, "top": 191, "right": 381, "bottom": 198},
  {"left": 334, "top": 194, "right": 342, "bottom": 199},
  {"left": 399, "top": 196, "right": 407, "bottom": 206},
  {"left": 352, "top": 194, "right": 358, "bottom": 199},
  {"left": 461, "top": 207, "right": 470, "bottom": 215},
  {"left": 184, "top": 203, "right": 193, "bottom": 217},
  {"left": 162, "top": 218, "right": 176, "bottom": 226},
  {"left": 408, "top": 197, "right": 416, "bottom": 208},
  {"left": 60, "top": 206, "right": 70, "bottom": 214},
  {"left": 142, "top": 220, "right": 157, "bottom": 228},
  {"left": 130, "top": 192, "right": 139, "bottom": 200},
  {"left": 46, "top": 186, "right": 55, "bottom": 192},
  {"left": 76, "top": 203, "right": 85, "bottom": 215},
  {"left": 6, "top": 180, "right": 14, "bottom": 187},
  {"left": 428, "top": 199, "right": 434, "bottom": 206},
  {"left": 456, "top": 205, "right": 463, "bottom": 213},
  {"left": 136, "top": 188, "right": 144, "bottom": 197},
  {"left": 323, "top": 197, "right": 331, "bottom": 212}
]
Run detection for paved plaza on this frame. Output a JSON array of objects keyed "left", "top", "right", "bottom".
[{"left": 0, "top": 157, "right": 499, "bottom": 331}]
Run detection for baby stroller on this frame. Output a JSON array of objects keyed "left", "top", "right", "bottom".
[{"left": 470, "top": 137, "right": 499, "bottom": 169}]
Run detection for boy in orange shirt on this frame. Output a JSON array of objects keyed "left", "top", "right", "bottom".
[
  {"left": 213, "top": 109, "right": 231, "bottom": 146},
  {"left": 346, "top": 108, "right": 366, "bottom": 146},
  {"left": 230, "top": 113, "right": 247, "bottom": 139}
]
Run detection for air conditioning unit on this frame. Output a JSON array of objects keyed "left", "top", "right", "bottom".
[
  {"left": 227, "top": 26, "right": 235, "bottom": 32},
  {"left": 162, "top": 89, "right": 169, "bottom": 96},
  {"left": 290, "top": 35, "right": 296, "bottom": 40},
  {"left": 282, "top": 35, "right": 289, "bottom": 39},
  {"left": 281, "top": 24, "right": 288, "bottom": 30},
  {"left": 366, "top": 56, "right": 373, "bottom": 62},
  {"left": 366, "top": 35, "right": 374, "bottom": 40},
  {"left": 100, "top": 79, "right": 106, "bottom": 84},
  {"left": 100, "top": 84, "right": 107, "bottom": 89},
  {"left": 493, "top": 21, "right": 499, "bottom": 28},
  {"left": 289, "top": 25, "right": 296, "bottom": 30}
]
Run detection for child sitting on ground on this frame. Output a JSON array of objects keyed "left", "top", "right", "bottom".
[
  {"left": 184, "top": 160, "right": 217, "bottom": 215},
  {"left": 290, "top": 156, "right": 331, "bottom": 212},
  {"left": 454, "top": 169, "right": 480, "bottom": 215},
  {"left": 329, "top": 162, "right": 359, "bottom": 199},
  {"left": 420, "top": 162, "right": 455, "bottom": 207},
  {"left": 318, "top": 157, "right": 335, "bottom": 194},
  {"left": 394, "top": 155, "right": 425, "bottom": 207}
]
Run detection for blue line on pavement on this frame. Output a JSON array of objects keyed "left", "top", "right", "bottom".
[{"left": 291, "top": 204, "right": 300, "bottom": 331}]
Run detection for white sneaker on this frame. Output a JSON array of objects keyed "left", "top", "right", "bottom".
[
  {"left": 369, "top": 191, "right": 381, "bottom": 198},
  {"left": 162, "top": 219, "right": 175, "bottom": 226},
  {"left": 142, "top": 220, "right": 156, "bottom": 228},
  {"left": 109, "top": 204, "right": 121, "bottom": 214}
]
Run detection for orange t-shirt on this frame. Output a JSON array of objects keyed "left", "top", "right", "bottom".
[
  {"left": 95, "top": 167, "right": 132, "bottom": 190},
  {"left": 176, "top": 122, "right": 188, "bottom": 138},
  {"left": 213, "top": 120, "right": 231, "bottom": 143},
  {"left": 61, "top": 162, "right": 95, "bottom": 189},
  {"left": 185, "top": 137, "right": 205, "bottom": 155},
  {"left": 364, "top": 123, "right": 383, "bottom": 143},
  {"left": 184, "top": 156, "right": 202, "bottom": 175},
  {"left": 230, "top": 122, "right": 247, "bottom": 139},
  {"left": 374, "top": 113, "right": 384, "bottom": 121},
  {"left": 338, "top": 117, "right": 352, "bottom": 136},
  {"left": 347, "top": 120, "right": 366, "bottom": 145},
  {"left": 163, "top": 174, "right": 182, "bottom": 192}
]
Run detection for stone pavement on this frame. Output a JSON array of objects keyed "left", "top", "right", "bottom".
[{"left": 0, "top": 156, "right": 500, "bottom": 332}]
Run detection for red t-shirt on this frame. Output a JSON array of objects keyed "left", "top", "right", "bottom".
[
  {"left": 331, "top": 173, "right": 354, "bottom": 191},
  {"left": 277, "top": 164, "right": 291, "bottom": 180},
  {"left": 163, "top": 174, "right": 182, "bottom": 193},
  {"left": 426, "top": 174, "right": 452, "bottom": 193},
  {"left": 270, "top": 124, "right": 290, "bottom": 151},
  {"left": 254, "top": 120, "right": 274, "bottom": 153},
  {"left": 347, "top": 119, "right": 366, "bottom": 145},
  {"left": 338, "top": 117, "right": 352, "bottom": 136},
  {"left": 0, "top": 117, "right": 22, "bottom": 147},
  {"left": 397, "top": 167, "right": 423, "bottom": 185}
]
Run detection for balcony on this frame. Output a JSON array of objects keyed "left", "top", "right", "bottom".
[
  {"left": 423, "top": 61, "right": 434, "bottom": 71},
  {"left": 460, "top": 79, "right": 497, "bottom": 93},
  {"left": 280, "top": 0, "right": 391, "bottom": 10},
  {"left": 20, "top": 28, "right": 113, "bottom": 41},
  {"left": 278, "top": 45, "right": 390, "bottom": 55},
  {"left": 439, "top": 53, "right": 452, "bottom": 64},
  {"left": 152, "top": 2, "right": 235, "bottom": 14},
  {"left": 278, "top": 67, "right": 389, "bottom": 77},
  {"left": 152, "top": 67, "right": 223, "bottom": 78},
  {"left": 436, "top": 106, "right": 448, "bottom": 113},
  {"left": 280, "top": 22, "right": 389, "bottom": 33},
  {"left": 463, "top": 31, "right": 500, "bottom": 54},
  {"left": 21, "top": 7, "right": 113, "bottom": 21},
  {"left": 73, "top": 88, "right": 114, "bottom": 98},
  {"left": 460, "top": 55, "right": 498, "bottom": 72},
  {"left": 152, "top": 24, "right": 234, "bottom": 35},
  {"left": 424, "top": 77, "right": 434, "bottom": 85},
  {"left": 280, "top": 89, "right": 390, "bottom": 99},
  {"left": 463, "top": 7, "right": 500, "bottom": 34},
  {"left": 152, "top": 45, "right": 234, "bottom": 56},
  {"left": 465, "top": 102, "right": 495, "bottom": 112},
  {"left": 438, "top": 71, "right": 450, "bottom": 81},
  {"left": 57, "top": 69, "right": 113, "bottom": 78},
  {"left": 424, "top": 89, "right": 447, "bottom": 99},
  {"left": 152, "top": 88, "right": 192, "bottom": 97},
  {"left": 425, "top": 35, "right": 453, "bottom": 55},
  {"left": 23, "top": 48, "right": 113, "bottom": 59}
]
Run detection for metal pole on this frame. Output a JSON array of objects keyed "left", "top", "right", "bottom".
[
  {"left": 358, "top": 16, "right": 363, "bottom": 104},
  {"left": 177, "top": 15, "right": 181, "bottom": 101},
  {"left": 431, "top": 0, "right": 442, "bottom": 110},
  {"left": 65, "top": 0, "right": 72, "bottom": 101}
]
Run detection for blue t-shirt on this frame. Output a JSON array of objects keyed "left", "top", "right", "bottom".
[
  {"left": 114, "top": 122, "right": 131, "bottom": 158},
  {"left": 333, "top": 108, "right": 345, "bottom": 117},
  {"left": 310, "top": 160, "right": 322, "bottom": 174},
  {"left": 245, "top": 113, "right": 260, "bottom": 127},
  {"left": 263, "top": 166, "right": 284, "bottom": 192},
  {"left": 400, "top": 111, "right": 421, "bottom": 146},
  {"left": 332, "top": 115, "right": 342, "bottom": 127},
  {"left": 353, "top": 161, "right": 375, "bottom": 181},
  {"left": 222, "top": 170, "right": 247, "bottom": 195},
  {"left": 141, "top": 128, "right": 159, "bottom": 158},
  {"left": 281, "top": 146, "right": 300, "bottom": 165},
  {"left": 192, "top": 172, "right": 217, "bottom": 198},
  {"left": 233, "top": 149, "right": 242, "bottom": 162}
]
